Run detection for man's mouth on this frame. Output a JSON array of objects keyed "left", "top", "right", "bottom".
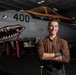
[{"left": 0, "top": 24, "right": 25, "bottom": 41}]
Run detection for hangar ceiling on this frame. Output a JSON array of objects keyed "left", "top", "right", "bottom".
[{"left": 0, "top": 0, "right": 76, "bottom": 19}]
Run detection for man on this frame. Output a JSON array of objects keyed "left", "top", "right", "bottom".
[{"left": 38, "top": 19, "right": 70, "bottom": 75}]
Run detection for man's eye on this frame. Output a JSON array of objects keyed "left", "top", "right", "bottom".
[{"left": 55, "top": 25, "right": 58, "bottom": 27}]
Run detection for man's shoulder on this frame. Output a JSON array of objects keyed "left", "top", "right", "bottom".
[
  {"left": 57, "top": 37, "right": 68, "bottom": 43},
  {"left": 38, "top": 36, "right": 49, "bottom": 43}
]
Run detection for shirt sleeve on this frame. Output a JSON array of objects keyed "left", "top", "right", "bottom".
[
  {"left": 37, "top": 38, "right": 44, "bottom": 60},
  {"left": 61, "top": 39, "right": 70, "bottom": 63}
]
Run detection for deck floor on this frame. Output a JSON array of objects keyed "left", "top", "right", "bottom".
[{"left": 0, "top": 49, "right": 76, "bottom": 75}]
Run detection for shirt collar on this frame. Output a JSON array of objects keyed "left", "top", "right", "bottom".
[{"left": 49, "top": 36, "right": 57, "bottom": 42}]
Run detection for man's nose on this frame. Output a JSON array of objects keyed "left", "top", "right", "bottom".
[{"left": 52, "top": 27, "right": 55, "bottom": 30}]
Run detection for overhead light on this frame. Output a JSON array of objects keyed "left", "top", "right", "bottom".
[
  {"left": 38, "top": 0, "right": 44, "bottom": 4},
  {"left": 53, "top": 8, "right": 58, "bottom": 11},
  {"left": 41, "top": 0, "right": 44, "bottom": 3},
  {"left": 72, "top": 17, "right": 75, "bottom": 19}
]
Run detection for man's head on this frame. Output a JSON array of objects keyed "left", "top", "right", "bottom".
[{"left": 48, "top": 19, "right": 59, "bottom": 35}]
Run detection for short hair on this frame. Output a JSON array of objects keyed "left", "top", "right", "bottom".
[{"left": 48, "top": 19, "right": 59, "bottom": 26}]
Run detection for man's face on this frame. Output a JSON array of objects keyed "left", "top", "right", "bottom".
[{"left": 48, "top": 21, "right": 59, "bottom": 35}]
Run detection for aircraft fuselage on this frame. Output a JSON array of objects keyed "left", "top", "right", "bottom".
[{"left": 0, "top": 10, "right": 76, "bottom": 43}]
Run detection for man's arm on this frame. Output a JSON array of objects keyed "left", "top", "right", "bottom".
[
  {"left": 42, "top": 53, "right": 55, "bottom": 60},
  {"left": 42, "top": 52, "right": 62, "bottom": 62},
  {"left": 51, "top": 56, "right": 62, "bottom": 62}
]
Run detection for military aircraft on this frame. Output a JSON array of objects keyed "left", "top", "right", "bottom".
[{"left": 0, "top": 6, "right": 76, "bottom": 45}]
